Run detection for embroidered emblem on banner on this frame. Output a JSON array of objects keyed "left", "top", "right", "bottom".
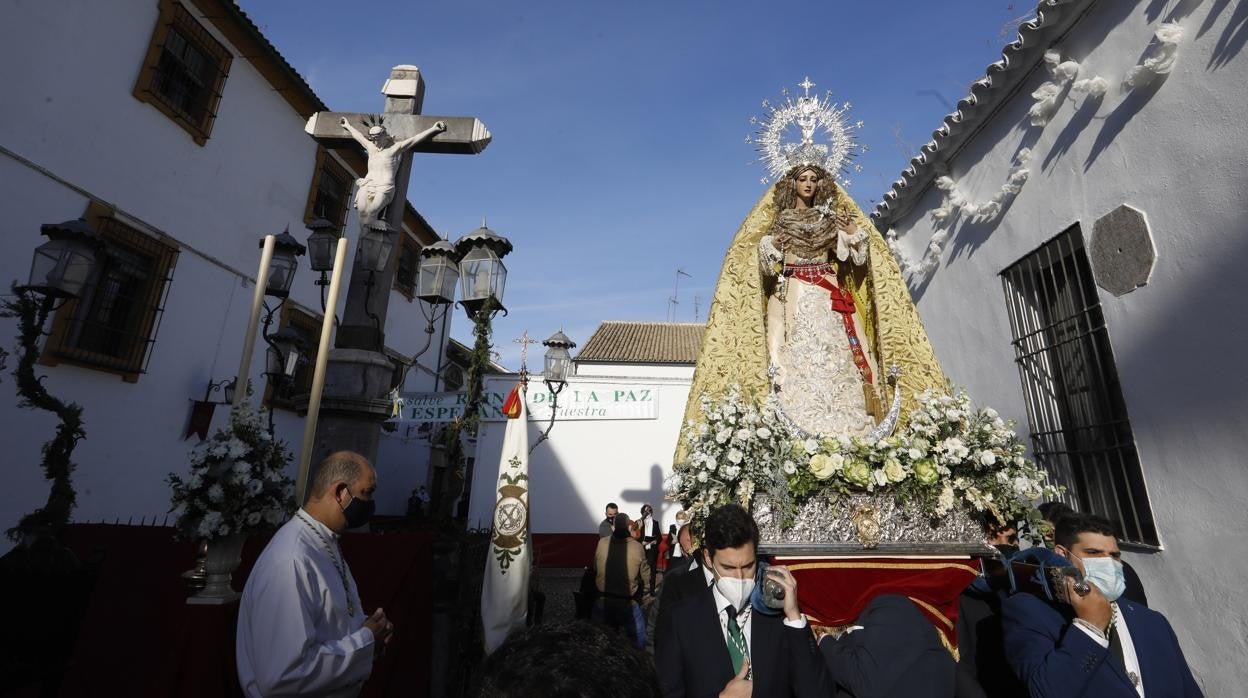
[{"left": 491, "top": 460, "right": 528, "bottom": 573}]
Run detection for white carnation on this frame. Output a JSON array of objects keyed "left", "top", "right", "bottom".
[
  {"left": 207, "top": 484, "right": 225, "bottom": 502},
  {"left": 756, "top": 427, "right": 772, "bottom": 440},
  {"left": 727, "top": 448, "right": 744, "bottom": 464}
]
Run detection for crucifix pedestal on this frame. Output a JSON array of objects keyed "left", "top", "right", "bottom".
[{"left": 298, "top": 65, "right": 490, "bottom": 493}]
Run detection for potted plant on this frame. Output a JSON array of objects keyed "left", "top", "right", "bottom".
[{"left": 168, "top": 403, "right": 294, "bottom": 604}]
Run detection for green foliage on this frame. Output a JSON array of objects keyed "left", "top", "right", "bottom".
[{"left": 1, "top": 285, "right": 86, "bottom": 542}]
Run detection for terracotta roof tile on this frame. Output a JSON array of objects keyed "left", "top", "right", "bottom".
[{"left": 575, "top": 322, "right": 704, "bottom": 364}]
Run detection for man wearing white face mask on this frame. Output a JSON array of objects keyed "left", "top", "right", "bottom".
[
  {"left": 1002, "top": 512, "right": 1202, "bottom": 697},
  {"left": 656, "top": 504, "right": 828, "bottom": 697}
]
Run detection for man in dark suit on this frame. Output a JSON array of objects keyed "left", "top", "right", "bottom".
[
  {"left": 1002, "top": 512, "right": 1202, "bottom": 697},
  {"left": 656, "top": 504, "right": 827, "bottom": 698},
  {"left": 819, "top": 595, "right": 958, "bottom": 698},
  {"left": 654, "top": 524, "right": 711, "bottom": 654}
]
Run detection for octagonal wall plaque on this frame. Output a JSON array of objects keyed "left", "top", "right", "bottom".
[{"left": 1089, "top": 204, "right": 1156, "bottom": 297}]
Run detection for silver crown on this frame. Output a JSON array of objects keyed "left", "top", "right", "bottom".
[{"left": 747, "top": 77, "right": 867, "bottom": 186}]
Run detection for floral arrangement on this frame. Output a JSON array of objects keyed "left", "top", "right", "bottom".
[
  {"left": 665, "top": 386, "right": 1060, "bottom": 532},
  {"left": 167, "top": 404, "right": 295, "bottom": 539}
]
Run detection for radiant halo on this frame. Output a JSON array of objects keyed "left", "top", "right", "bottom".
[{"left": 747, "top": 76, "right": 868, "bottom": 187}]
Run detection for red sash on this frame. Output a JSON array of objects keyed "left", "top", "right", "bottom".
[{"left": 783, "top": 264, "right": 873, "bottom": 384}]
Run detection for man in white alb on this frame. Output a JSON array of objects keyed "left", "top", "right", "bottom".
[{"left": 236, "top": 451, "right": 394, "bottom": 697}]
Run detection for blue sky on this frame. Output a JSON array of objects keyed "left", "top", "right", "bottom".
[{"left": 239, "top": 0, "right": 1035, "bottom": 369}]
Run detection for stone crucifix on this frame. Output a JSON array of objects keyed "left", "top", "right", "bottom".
[
  {"left": 300, "top": 65, "right": 491, "bottom": 472},
  {"left": 305, "top": 64, "right": 491, "bottom": 350}
]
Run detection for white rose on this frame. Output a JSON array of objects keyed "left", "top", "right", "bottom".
[
  {"left": 804, "top": 438, "right": 820, "bottom": 455},
  {"left": 908, "top": 448, "right": 922, "bottom": 460},
  {"left": 246, "top": 511, "right": 261, "bottom": 526},
  {"left": 715, "top": 429, "right": 732, "bottom": 444},
  {"left": 979, "top": 451, "right": 997, "bottom": 466},
  {"left": 727, "top": 448, "right": 744, "bottom": 464},
  {"left": 782, "top": 460, "right": 797, "bottom": 475},
  {"left": 756, "top": 427, "right": 772, "bottom": 440},
  {"left": 247, "top": 479, "right": 263, "bottom": 496},
  {"left": 735, "top": 428, "right": 752, "bottom": 442},
  {"left": 872, "top": 469, "right": 889, "bottom": 487}
]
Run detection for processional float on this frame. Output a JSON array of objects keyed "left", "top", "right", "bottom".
[{"left": 667, "top": 78, "right": 1061, "bottom": 652}]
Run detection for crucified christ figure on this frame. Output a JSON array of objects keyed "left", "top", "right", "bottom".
[{"left": 339, "top": 117, "right": 447, "bottom": 227}]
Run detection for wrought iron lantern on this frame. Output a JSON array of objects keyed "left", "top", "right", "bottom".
[
  {"left": 26, "top": 219, "right": 101, "bottom": 298},
  {"left": 265, "top": 326, "right": 305, "bottom": 381},
  {"left": 416, "top": 239, "right": 460, "bottom": 305},
  {"left": 542, "top": 330, "right": 576, "bottom": 386},
  {"left": 454, "top": 222, "right": 512, "bottom": 317},
  {"left": 305, "top": 218, "right": 339, "bottom": 273},
  {"left": 263, "top": 227, "right": 307, "bottom": 299},
  {"left": 358, "top": 222, "right": 397, "bottom": 275}
]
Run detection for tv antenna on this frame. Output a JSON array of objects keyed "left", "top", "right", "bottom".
[{"left": 668, "top": 268, "right": 691, "bottom": 321}]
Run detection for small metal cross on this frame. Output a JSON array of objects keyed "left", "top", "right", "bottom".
[
  {"left": 799, "top": 76, "right": 815, "bottom": 95},
  {"left": 513, "top": 330, "right": 539, "bottom": 374}
]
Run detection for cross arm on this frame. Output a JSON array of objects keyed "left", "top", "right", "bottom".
[{"left": 305, "top": 112, "right": 492, "bottom": 155}]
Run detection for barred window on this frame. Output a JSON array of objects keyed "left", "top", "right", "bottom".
[
  {"left": 43, "top": 205, "right": 179, "bottom": 382},
  {"left": 1000, "top": 225, "right": 1159, "bottom": 546},
  {"left": 305, "top": 147, "right": 353, "bottom": 229},
  {"left": 133, "top": 1, "right": 232, "bottom": 145},
  {"left": 266, "top": 306, "right": 322, "bottom": 411},
  {"left": 394, "top": 232, "right": 421, "bottom": 299}
]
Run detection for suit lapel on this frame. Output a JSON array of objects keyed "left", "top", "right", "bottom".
[
  {"left": 1118, "top": 602, "right": 1153, "bottom": 690},
  {"left": 1102, "top": 602, "right": 1140, "bottom": 689},
  {"left": 750, "top": 612, "right": 781, "bottom": 688},
  {"left": 691, "top": 586, "right": 735, "bottom": 687}
]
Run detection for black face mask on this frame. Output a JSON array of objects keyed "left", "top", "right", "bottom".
[{"left": 340, "top": 489, "right": 376, "bottom": 529}]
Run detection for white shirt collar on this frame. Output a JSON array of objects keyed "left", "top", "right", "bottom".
[
  {"left": 297, "top": 508, "right": 340, "bottom": 540},
  {"left": 701, "top": 561, "right": 715, "bottom": 586}
]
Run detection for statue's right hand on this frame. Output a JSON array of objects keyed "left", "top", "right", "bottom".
[{"left": 339, "top": 117, "right": 350, "bottom": 129}]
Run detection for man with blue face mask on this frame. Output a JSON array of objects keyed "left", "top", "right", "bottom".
[
  {"left": 1002, "top": 512, "right": 1202, "bottom": 697},
  {"left": 656, "top": 504, "right": 828, "bottom": 697}
]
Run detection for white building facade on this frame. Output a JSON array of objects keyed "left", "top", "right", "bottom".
[
  {"left": 467, "top": 322, "right": 702, "bottom": 534},
  {"left": 0, "top": 0, "right": 451, "bottom": 542},
  {"left": 875, "top": 1, "right": 1248, "bottom": 692}
]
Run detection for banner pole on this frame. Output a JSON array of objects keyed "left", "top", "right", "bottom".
[
  {"left": 235, "top": 235, "right": 276, "bottom": 408},
  {"left": 296, "top": 236, "right": 349, "bottom": 503}
]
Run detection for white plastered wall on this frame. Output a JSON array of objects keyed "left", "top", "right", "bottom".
[{"left": 884, "top": 1, "right": 1248, "bottom": 692}]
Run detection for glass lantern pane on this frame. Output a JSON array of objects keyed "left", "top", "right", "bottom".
[
  {"left": 459, "top": 254, "right": 494, "bottom": 302},
  {"left": 265, "top": 344, "right": 282, "bottom": 376},
  {"left": 59, "top": 250, "right": 95, "bottom": 297},
  {"left": 27, "top": 244, "right": 62, "bottom": 291},
  {"left": 417, "top": 257, "right": 460, "bottom": 303},
  {"left": 267, "top": 256, "right": 297, "bottom": 296}
]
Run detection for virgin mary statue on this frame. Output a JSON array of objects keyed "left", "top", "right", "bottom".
[{"left": 676, "top": 80, "right": 947, "bottom": 463}]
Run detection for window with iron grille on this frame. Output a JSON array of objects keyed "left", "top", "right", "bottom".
[
  {"left": 266, "top": 306, "right": 321, "bottom": 411},
  {"left": 394, "top": 232, "right": 421, "bottom": 299},
  {"left": 305, "top": 147, "right": 353, "bottom": 229},
  {"left": 1000, "top": 225, "right": 1158, "bottom": 546},
  {"left": 133, "top": 1, "right": 232, "bottom": 145},
  {"left": 43, "top": 205, "right": 179, "bottom": 382}
]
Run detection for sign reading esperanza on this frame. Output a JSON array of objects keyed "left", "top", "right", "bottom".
[{"left": 396, "top": 383, "right": 659, "bottom": 423}]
